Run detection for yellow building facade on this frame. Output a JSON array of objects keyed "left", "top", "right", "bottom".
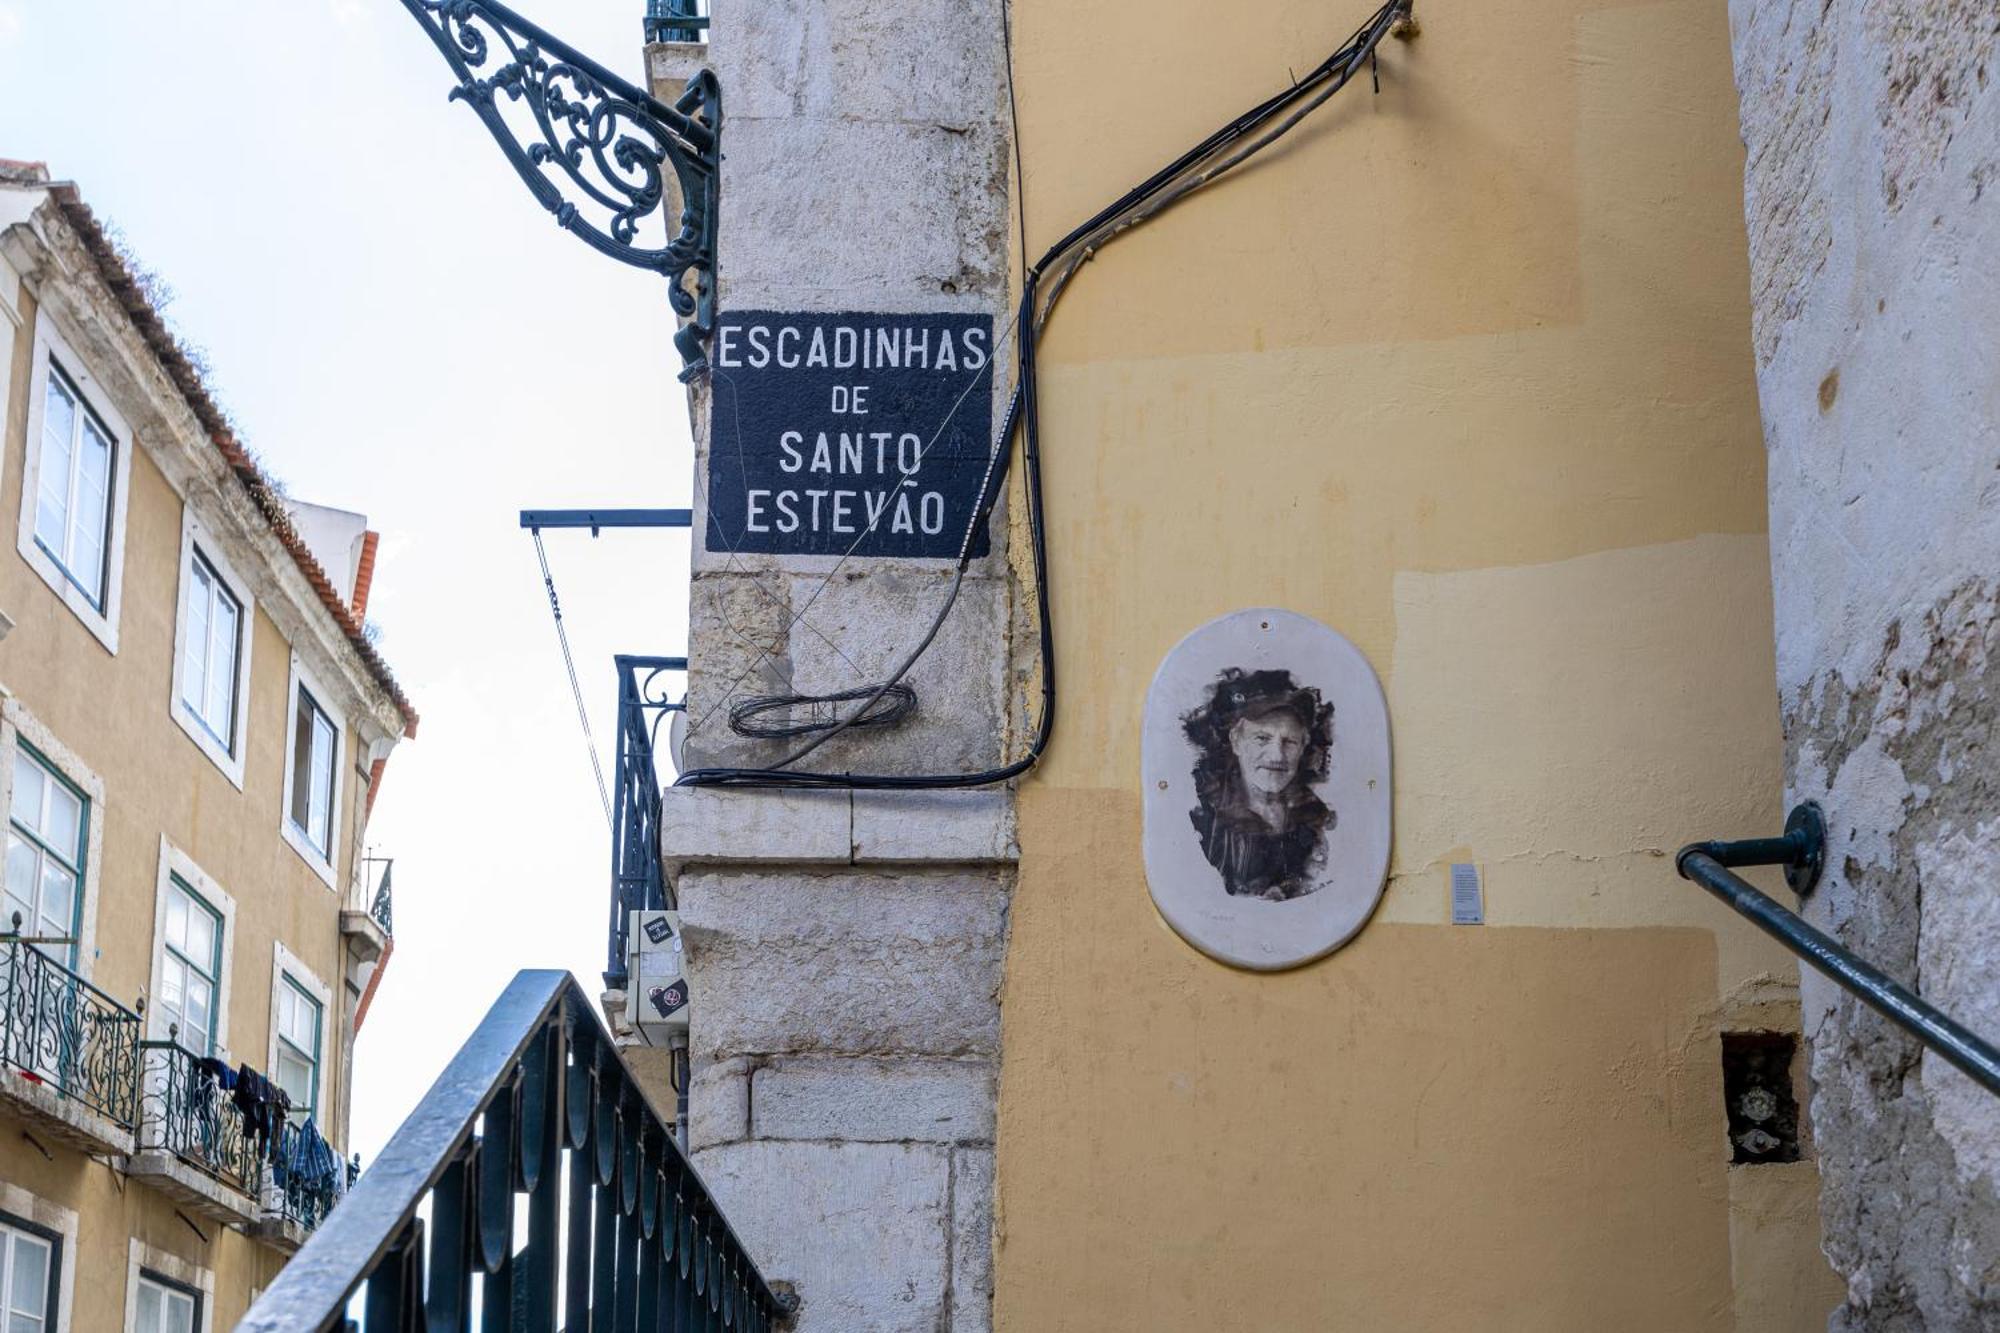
[
  {"left": 0, "top": 165, "right": 413, "bottom": 1332},
  {"left": 624, "top": 0, "right": 1869, "bottom": 1328},
  {"left": 991, "top": 0, "right": 1842, "bottom": 1326}
]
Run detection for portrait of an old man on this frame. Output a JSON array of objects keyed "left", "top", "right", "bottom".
[{"left": 1181, "top": 668, "right": 1336, "bottom": 901}]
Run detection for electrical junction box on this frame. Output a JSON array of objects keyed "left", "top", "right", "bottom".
[{"left": 624, "top": 910, "right": 690, "bottom": 1044}]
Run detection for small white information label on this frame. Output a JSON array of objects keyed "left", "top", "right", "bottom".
[{"left": 1450, "top": 862, "right": 1484, "bottom": 925}]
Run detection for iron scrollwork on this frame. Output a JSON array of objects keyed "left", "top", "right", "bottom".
[
  {"left": 0, "top": 932, "right": 143, "bottom": 1128},
  {"left": 400, "top": 0, "right": 721, "bottom": 378}
]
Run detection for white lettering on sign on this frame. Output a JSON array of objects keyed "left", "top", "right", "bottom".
[
  {"left": 706, "top": 312, "right": 996, "bottom": 560},
  {"left": 713, "top": 320, "right": 990, "bottom": 373}
]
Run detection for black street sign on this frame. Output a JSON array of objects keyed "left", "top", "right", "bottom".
[{"left": 705, "top": 310, "right": 995, "bottom": 559}]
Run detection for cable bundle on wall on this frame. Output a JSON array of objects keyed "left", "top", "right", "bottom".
[{"left": 678, "top": 0, "right": 1414, "bottom": 791}]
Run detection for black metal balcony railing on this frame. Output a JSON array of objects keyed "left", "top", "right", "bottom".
[
  {"left": 274, "top": 1119, "right": 347, "bottom": 1232},
  {"left": 369, "top": 859, "right": 395, "bottom": 938},
  {"left": 607, "top": 655, "right": 686, "bottom": 987},
  {"left": 140, "top": 1036, "right": 266, "bottom": 1196},
  {"left": 644, "top": 0, "right": 708, "bottom": 43},
  {"left": 0, "top": 928, "right": 142, "bottom": 1129},
  {"left": 240, "top": 970, "right": 791, "bottom": 1332}
]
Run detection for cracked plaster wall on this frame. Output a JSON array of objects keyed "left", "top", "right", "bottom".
[{"left": 1728, "top": 0, "right": 2000, "bottom": 1325}]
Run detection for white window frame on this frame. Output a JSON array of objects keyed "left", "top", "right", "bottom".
[
  {"left": 267, "top": 942, "right": 332, "bottom": 1125},
  {"left": 121, "top": 1239, "right": 212, "bottom": 1333},
  {"left": 0, "top": 696, "right": 105, "bottom": 982},
  {"left": 145, "top": 839, "right": 234, "bottom": 1057},
  {"left": 0, "top": 1182, "right": 77, "bottom": 1333},
  {"left": 16, "top": 313, "right": 133, "bottom": 655},
  {"left": 168, "top": 510, "right": 255, "bottom": 789},
  {"left": 280, "top": 654, "right": 345, "bottom": 890}
]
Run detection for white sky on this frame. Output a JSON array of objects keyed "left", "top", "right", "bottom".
[{"left": 0, "top": 0, "right": 694, "bottom": 1159}]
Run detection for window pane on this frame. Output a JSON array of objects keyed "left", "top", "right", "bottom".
[
  {"left": 41, "top": 784, "right": 79, "bottom": 869},
  {"left": 275, "top": 1046, "right": 312, "bottom": 1109},
  {"left": 135, "top": 1282, "right": 161, "bottom": 1333},
  {"left": 164, "top": 885, "right": 189, "bottom": 953},
  {"left": 183, "top": 977, "right": 212, "bottom": 1055},
  {"left": 35, "top": 863, "right": 71, "bottom": 939},
  {"left": 71, "top": 415, "right": 111, "bottom": 597},
  {"left": 164, "top": 1288, "right": 195, "bottom": 1333},
  {"left": 158, "top": 955, "right": 185, "bottom": 1022},
  {"left": 290, "top": 693, "right": 316, "bottom": 836},
  {"left": 5, "top": 836, "right": 36, "bottom": 926},
  {"left": 10, "top": 756, "right": 44, "bottom": 834},
  {"left": 310, "top": 711, "right": 335, "bottom": 853},
  {"left": 181, "top": 899, "right": 214, "bottom": 970},
  {"left": 207, "top": 584, "right": 239, "bottom": 740},
  {"left": 34, "top": 377, "right": 74, "bottom": 556},
  {"left": 183, "top": 562, "right": 212, "bottom": 716},
  {"left": 8, "top": 1232, "right": 47, "bottom": 1318}
]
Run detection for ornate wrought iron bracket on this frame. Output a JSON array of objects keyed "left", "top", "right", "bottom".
[{"left": 399, "top": 0, "right": 721, "bottom": 379}]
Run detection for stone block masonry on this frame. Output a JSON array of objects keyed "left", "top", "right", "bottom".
[
  {"left": 665, "top": 789, "right": 1015, "bottom": 1332},
  {"left": 642, "top": 0, "right": 1019, "bottom": 1324},
  {"left": 1728, "top": 0, "right": 2000, "bottom": 1326}
]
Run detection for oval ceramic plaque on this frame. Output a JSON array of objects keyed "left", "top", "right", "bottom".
[{"left": 1142, "top": 608, "right": 1392, "bottom": 970}]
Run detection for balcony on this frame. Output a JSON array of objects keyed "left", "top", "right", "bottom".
[
  {"left": 605, "top": 654, "right": 684, "bottom": 989},
  {"left": 340, "top": 856, "right": 393, "bottom": 966},
  {"left": 0, "top": 930, "right": 142, "bottom": 1156},
  {"left": 249, "top": 1119, "right": 353, "bottom": 1254},
  {"left": 131, "top": 1036, "right": 267, "bottom": 1225}
]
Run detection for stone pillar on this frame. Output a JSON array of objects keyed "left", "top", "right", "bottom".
[
  {"left": 1727, "top": 3, "right": 2000, "bottom": 1326},
  {"left": 661, "top": 788, "right": 1014, "bottom": 1331},
  {"left": 641, "top": 6, "right": 1017, "bottom": 1327}
]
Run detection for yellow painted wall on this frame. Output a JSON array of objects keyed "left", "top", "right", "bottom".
[
  {"left": 0, "top": 270, "right": 370, "bottom": 1328},
  {"left": 996, "top": 0, "right": 1844, "bottom": 1327}
]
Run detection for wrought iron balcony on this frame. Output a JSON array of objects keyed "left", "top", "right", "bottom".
[
  {"left": 270, "top": 1112, "right": 352, "bottom": 1232},
  {"left": 136, "top": 1036, "right": 267, "bottom": 1216},
  {"left": 0, "top": 927, "right": 142, "bottom": 1144},
  {"left": 369, "top": 859, "right": 395, "bottom": 938},
  {"left": 644, "top": 0, "right": 707, "bottom": 43},
  {"left": 607, "top": 654, "right": 685, "bottom": 988},
  {"left": 239, "top": 969, "right": 792, "bottom": 1332}
]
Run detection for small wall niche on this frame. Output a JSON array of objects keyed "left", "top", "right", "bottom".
[{"left": 1722, "top": 1031, "right": 1801, "bottom": 1164}]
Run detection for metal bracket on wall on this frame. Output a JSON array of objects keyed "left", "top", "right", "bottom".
[
  {"left": 1678, "top": 799, "right": 1826, "bottom": 897},
  {"left": 398, "top": 0, "right": 721, "bottom": 379}
]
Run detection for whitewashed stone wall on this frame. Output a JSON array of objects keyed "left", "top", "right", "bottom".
[
  {"left": 1728, "top": 2, "right": 2000, "bottom": 1326},
  {"left": 645, "top": 7, "right": 1017, "bottom": 1326},
  {"left": 654, "top": 0, "right": 1016, "bottom": 780},
  {"left": 661, "top": 790, "right": 1014, "bottom": 1331}
]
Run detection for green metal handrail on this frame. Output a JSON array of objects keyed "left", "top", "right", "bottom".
[{"left": 240, "top": 969, "right": 791, "bottom": 1332}]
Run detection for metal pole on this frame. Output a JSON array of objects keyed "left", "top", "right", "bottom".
[{"left": 1676, "top": 849, "right": 2000, "bottom": 1098}]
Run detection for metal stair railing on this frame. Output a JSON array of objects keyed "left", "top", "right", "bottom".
[
  {"left": 1676, "top": 802, "right": 2000, "bottom": 1097},
  {"left": 240, "top": 969, "right": 792, "bottom": 1332}
]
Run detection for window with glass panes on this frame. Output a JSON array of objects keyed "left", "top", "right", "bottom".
[
  {"left": 5, "top": 748, "right": 86, "bottom": 963},
  {"left": 274, "top": 975, "right": 321, "bottom": 1120},
  {"left": 0, "top": 1213, "right": 58, "bottom": 1333},
  {"left": 288, "top": 686, "right": 336, "bottom": 858},
  {"left": 180, "top": 549, "right": 242, "bottom": 751},
  {"left": 133, "top": 1272, "right": 198, "bottom": 1333},
  {"left": 34, "top": 360, "right": 114, "bottom": 608},
  {"left": 158, "top": 878, "right": 222, "bottom": 1055}
]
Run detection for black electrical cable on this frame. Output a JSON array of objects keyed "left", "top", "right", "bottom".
[
  {"left": 728, "top": 682, "right": 918, "bottom": 739},
  {"left": 677, "top": 0, "right": 1411, "bottom": 791}
]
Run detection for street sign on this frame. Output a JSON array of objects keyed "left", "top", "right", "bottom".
[{"left": 705, "top": 310, "right": 995, "bottom": 560}]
